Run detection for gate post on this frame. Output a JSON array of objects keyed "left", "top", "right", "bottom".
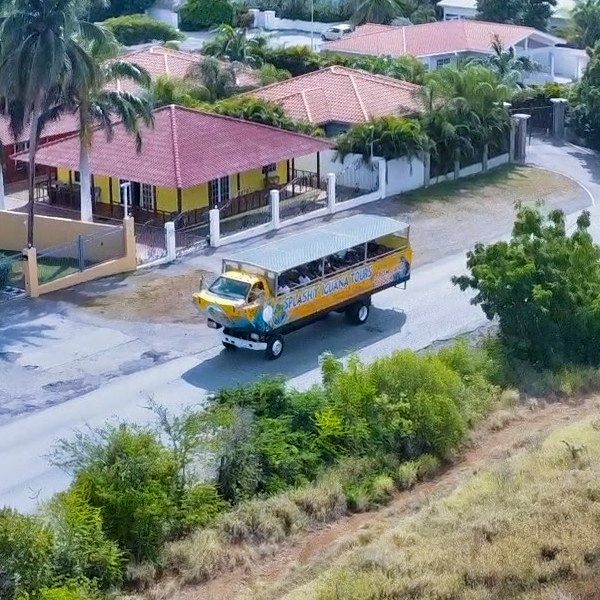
[
  {"left": 378, "top": 159, "right": 387, "bottom": 199},
  {"left": 327, "top": 172, "right": 336, "bottom": 213},
  {"left": 165, "top": 221, "right": 176, "bottom": 261},
  {"left": 511, "top": 114, "right": 531, "bottom": 164},
  {"left": 23, "top": 247, "right": 39, "bottom": 298},
  {"left": 270, "top": 189, "right": 280, "bottom": 230},
  {"left": 209, "top": 208, "right": 220, "bottom": 248},
  {"left": 550, "top": 98, "right": 568, "bottom": 140}
]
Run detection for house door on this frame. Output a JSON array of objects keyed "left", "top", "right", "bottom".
[
  {"left": 120, "top": 180, "right": 141, "bottom": 206},
  {"left": 208, "top": 176, "right": 230, "bottom": 208}
]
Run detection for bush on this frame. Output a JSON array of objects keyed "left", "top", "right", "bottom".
[
  {"left": 259, "top": 63, "right": 292, "bottom": 85},
  {"left": 368, "top": 475, "right": 395, "bottom": 506},
  {"left": 103, "top": 15, "right": 184, "bottom": 46},
  {"left": 0, "top": 259, "right": 10, "bottom": 289},
  {"left": 180, "top": 0, "right": 234, "bottom": 31},
  {"left": 37, "top": 583, "right": 97, "bottom": 600},
  {"left": 0, "top": 509, "right": 54, "bottom": 598},
  {"left": 396, "top": 461, "right": 419, "bottom": 490},
  {"left": 180, "top": 484, "right": 229, "bottom": 530},
  {"left": 45, "top": 489, "right": 123, "bottom": 589},
  {"left": 54, "top": 425, "right": 180, "bottom": 562}
]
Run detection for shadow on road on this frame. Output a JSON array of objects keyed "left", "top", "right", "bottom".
[{"left": 181, "top": 306, "right": 407, "bottom": 391}]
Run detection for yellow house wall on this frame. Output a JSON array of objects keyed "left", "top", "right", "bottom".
[{"left": 56, "top": 160, "right": 289, "bottom": 213}]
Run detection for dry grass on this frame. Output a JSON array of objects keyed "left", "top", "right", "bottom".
[{"left": 281, "top": 419, "right": 600, "bottom": 600}]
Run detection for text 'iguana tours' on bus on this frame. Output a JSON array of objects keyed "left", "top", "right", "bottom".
[{"left": 193, "top": 214, "right": 412, "bottom": 359}]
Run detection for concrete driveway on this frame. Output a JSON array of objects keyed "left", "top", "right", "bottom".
[{"left": 0, "top": 140, "right": 596, "bottom": 511}]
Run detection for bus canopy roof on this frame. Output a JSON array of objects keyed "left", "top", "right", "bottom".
[{"left": 227, "top": 214, "right": 409, "bottom": 274}]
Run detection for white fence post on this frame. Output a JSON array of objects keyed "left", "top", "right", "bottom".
[
  {"left": 327, "top": 172, "right": 336, "bottom": 213},
  {"left": 209, "top": 208, "right": 220, "bottom": 248},
  {"left": 378, "top": 159, "right": 387, "bottom": 199},
  {"left": 165, "top": 221, "right": 176, "bottom": 261},
  {"left": 270, "top": 189, "right": 280, "bottom": 230}
]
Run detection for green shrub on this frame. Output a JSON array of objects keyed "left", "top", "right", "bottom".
[
  {"left": 368, "top": 475, "right": 395, "bottom": 506},
  {"left": 36, "top": 582, "right": 97, "bottom": 600},
  {"left": 259, "top": 63, "right": 292, "bottom": 86},
  {"left": 180, "top": 0, "right": 234, "bottom": 30},
  {"left": 0, "top": 509, "right": 54, "bottom": 598},
  {"left": 218, "top": 500, "right": 286, "bottom": 544},
  {"left": 413, "top": 454, "right": 441, "bottom": 479},
  {"left": 103, "top": 14, "right": 184, "bottom": 46},
  {"left": 0, "top": 259, "right": 11, "bottom": 289},
  {"left": 45, "top": 489, "right": 123, "bottom": 589},
  {"left": 57, "top": 426, "right": 179, "bottom": 562},
  {"left": 288, "top": 478, "right": 347, "bottom": 523},
  {"left": 396, "top": 461, "right": 419, "bottom": 490},
  {"left": 180, "top": 484, "right": 229, "bottom": 530}
]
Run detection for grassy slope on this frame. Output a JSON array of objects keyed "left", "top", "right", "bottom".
[{"left": 282, "top": 418, "right": 600, "bottom": 600}]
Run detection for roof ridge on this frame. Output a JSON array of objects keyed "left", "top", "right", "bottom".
[
  {"left": 348, "top": 73, "right": 369, "bottom": 121},
  {"left": 299, "top": 90, "right": 314, "bottom": 122},
  {"left": 168, "top": 104, "right": 183, "bottom": 189}
]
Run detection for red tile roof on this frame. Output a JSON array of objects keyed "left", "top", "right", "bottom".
[
  {"left": 26, "top": 105, "right": 334, "bottom": 189},
  {"left": 322, "top": 20, "right": 558, "bottom": 58},
  {"left": 114, "top": 46, "right": 260, "bottom": 92},
  {"left": 251, "top": 66, "right": 422, "bottom": 125}
]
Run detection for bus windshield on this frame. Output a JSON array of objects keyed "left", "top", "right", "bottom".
[{"left": 209, "top": 277, "right": 251, "bottom": 300}]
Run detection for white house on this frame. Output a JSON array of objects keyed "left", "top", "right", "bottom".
[
  {"left": 320, "top": 20, "right": 588, "bottom": 83},
  {"left": 438, "top": 0, "right": 575, "bottom": 31}
]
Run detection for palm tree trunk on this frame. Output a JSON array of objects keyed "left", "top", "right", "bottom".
[
  {"left": 0, "top": 162, "right": 5, "bottom": 212},
  {"left": 79, "top": 143, "right": 93, "bottom": 222},
  {"left": 26, "top": 107, "right": 41, "bottom": 248}
]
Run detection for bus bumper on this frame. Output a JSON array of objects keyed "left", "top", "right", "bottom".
[{"left": 221, "top": 331, "right": 268, "bottom": 351}]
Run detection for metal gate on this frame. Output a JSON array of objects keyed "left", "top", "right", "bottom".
[{"left": 511, "top": 105, "right": 553, "bottom": 136}]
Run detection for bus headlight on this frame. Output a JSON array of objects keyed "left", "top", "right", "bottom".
[{"left": 250, "top": 333, "right": 260, "bottom": 341}]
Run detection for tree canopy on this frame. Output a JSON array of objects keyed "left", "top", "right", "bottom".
[{"left": 476, "top": 0, "right": 557, "bottom": 30}]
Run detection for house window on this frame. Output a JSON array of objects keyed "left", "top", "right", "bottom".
[
  {"left": 209, "top": 176, "right": 230, "bottom": 206},
  {"left": 140, "top": 183, "right": 156, "bottom": 210},
  {"left": 436, "top": 57, "right": 452, "bottom": 68},
  {"left": 14, "top": 141, "right": 29, "bottom": 172},
  {"left": 262, "top": 163, "right": 277, "bottom": 175}
]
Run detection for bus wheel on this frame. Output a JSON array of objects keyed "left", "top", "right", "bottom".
[
  {"left": 266, "top": 334, "right": 285, "bottom": 360},
  {"left": 346, "top": 301, "right": 370, "bottom": 325}
]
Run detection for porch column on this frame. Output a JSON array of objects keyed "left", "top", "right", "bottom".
[
  {"left": 286, "top": 160, "right": 291, "bottom": 183},
  {"left": 108, "top": 177, "right": 114, "bottom": 214},
  {"left": 316, "top": 152, "right": 321, "bottom": 184},
  {"left": 177, "top": 188, "right": 183, "bottom": 213},
  {"left": 550, "top": 98, "right": 568, "bottom": 140}
]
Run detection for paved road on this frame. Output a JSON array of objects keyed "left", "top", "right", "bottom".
[{"left": 0, "top": 138, "right": 598, "bottom": 512}]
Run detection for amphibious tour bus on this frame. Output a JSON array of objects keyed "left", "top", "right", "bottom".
[{"left": 193, "top": 214, "right": 412, "bottom": 359}]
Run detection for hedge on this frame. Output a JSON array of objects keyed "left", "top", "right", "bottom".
[
  {"left": 180, "top": 0, "right": 235, "bottom": 30},
  {"left": 103, "top": 14, "right": 184, "bottom": 46}
]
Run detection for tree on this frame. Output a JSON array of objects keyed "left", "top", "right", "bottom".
[
  {"left": 352, "top": 0, "right": 404, "bottom": 24},
  {"left": 453, "top": 207, "right": 600, "bottom": 369},
  {"left": 570, "top": 41, "right": 600, "bottom": 148},
  {"left": 186, "top": 56, "right": 236, "bottom": 102},
  {"left": 0, "top": 0, "right": 107, "bottom": 247},
  {"left": 202, "top": 24, "right": 267, "bottom": 67},
  {"left": 75, "top": 50, "right": 154, "bottom": 221},
  {"left": 570, "top": 0, "right": 600, "bottom": 48},
  {"left": 477, "top": 0, "right": 556, "bottom": 29},
  {"left": 148, "top": 75, "right": 210, "bottom": 108}
]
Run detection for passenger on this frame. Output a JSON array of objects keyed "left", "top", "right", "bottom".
[
  {"left": 278, "top": 276, "right": 291, "bottom": 295},
  {"left": 298, "top": 272, "right": 311, "bottom": 285}
]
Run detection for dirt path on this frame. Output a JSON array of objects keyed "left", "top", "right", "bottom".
[{"left": 177, "top": 397, "right": 599, "bottom": 600}]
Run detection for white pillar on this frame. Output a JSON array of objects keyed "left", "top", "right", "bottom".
[
  {"left": 327, "top": 172, "right": 336, "bottom": 213},
  {"left": 270, "top": 189, "right": 280, "bottom": 230},
  {"left": 165, "top": 221, "right": 176, "bottom": 261},
  {"left": 209, "top": 208, "right": 220, "bottom": 248},
  {"left": 550, "top": 98, "right": 568, "bottom": 139},
  {"left": 378, "top": 159, "right": 387, "bottom": 199}
]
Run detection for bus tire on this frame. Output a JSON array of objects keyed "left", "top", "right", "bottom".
[
  {"left": 266, "top": 334, "right": 285, "bottom": 360},
  {"left": 346, "top": 301, "right": 370, "bottom": 325}
]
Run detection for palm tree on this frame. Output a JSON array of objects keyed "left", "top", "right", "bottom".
[
  {"left": 75, "top": 55, "right": 154, "bottom": 221},
  {"left": 0, "top": 0, "right": 107, "bottom": 247},
  {"left": 186, "top": 56, "right": 236, "bottom": 103},
  {"left": 471, "top": 36, "right": 538, "bottom": 87},
  {"left": 202, "top": 25, "right": 267, "bottom": 67},
  {"left": 352, "top": 0, "right": 404, "bottom": 25}
]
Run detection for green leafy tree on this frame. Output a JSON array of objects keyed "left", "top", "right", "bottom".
[
  {"left": 477, "top": 0, "right": 556, "bottom": 29},
  {"left": 262, "top": 45, "right": 323, "bottom": 76},
  {"left": 453, "top": 207, "right": 600, "bottom": 369},
  {"left": 259, "top": 63, "right": 292, "bottom": 86},
  {"left": 571, "top": 41, "right": 600, "bottom": 148},
  {"left": 186, "top": 56, "right": 236, "bottom": 102},
  {"left": 51, "top": 425, "right": 179, "bottom": 562},
  {"left": 180, "top": 0, "right": 234, "bottom": 30},
  {"left": 339, "top": 54, "right": 427, "bottom": 84},
  {"left": 352, "top": 0, "right": 404, "bottom": 24},
  {"left": 0, "top": 509, "right": 54, "bottom": 598},
  {"left": 45, "top": 488, "right": 124, "bottom": 589},
  {"left": 148, "top": 75, "right": 210, "bottom": 108},
  {"left": 0, "top": 0, "right": 107, "bottom": 247},
  {"left": 570, "top": 0, "right": 600, "bottom": 48},
  {"left": 336, "top": 116, "right": 431, "bottom": 162},
  {"left": 202, "top": 25, "right": 267, "bottom": 66},
  {"left": 103, "top": 14, "right": 184, "bottom": 46},
  {"left": 87, "top": 0, "right": 155, "bottom": 21}
]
